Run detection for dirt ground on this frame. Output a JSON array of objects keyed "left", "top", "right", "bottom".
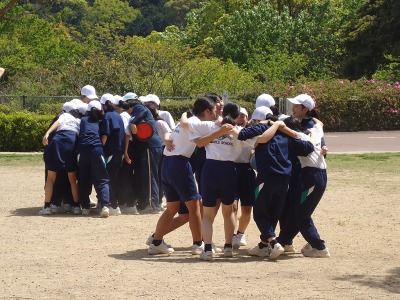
[{"left": 0, "top": 158, "right": 399, "bottom": 300}]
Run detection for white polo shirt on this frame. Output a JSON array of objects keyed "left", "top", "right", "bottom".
[
  {"left": 57, "top": 113, "right": 80, "bottom": 135},
  {"left": 163, "top": 118, "right": 197, "bottom": 158}
]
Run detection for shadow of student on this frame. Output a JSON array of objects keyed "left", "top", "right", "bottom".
[
  {"left": 9, "top": 207, "right": 80, "bottom": 218},
  {"left": 333, "top": 267, "right": 400, "bottom": 294}
]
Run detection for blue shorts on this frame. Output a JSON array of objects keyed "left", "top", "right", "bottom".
[
  {"left": 201, "top": 159, "right": 237, "bottom": 207},
  {"left": 44, "top": 130, "right": 78, "bottom": 172},
  {"left": 235, "top": 163, "right": 256, "bottom": 206},
  {"left": 161, "top": 155, "right": 201, "bottom": 203}
]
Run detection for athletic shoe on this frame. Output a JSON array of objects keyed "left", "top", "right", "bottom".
[
  {"left": 81, "top": 208, "right": 91, "bottom": 215},
  {"left": 73, "top": 206, "right": 82, "bottom": 215},
  {"left": 223, "top": 247, "right": 233, "bottom": 257},
  {"left": 145, "top": 235, "right": 172, "bottom": 248},
  {"left": 148, "top": 242, "right": 174, "bottom": 255},
  {"left": 191, "top": 241, "right": 205, "bottom": 255},
  {"left": 284, "top": 244, "right": 296, "bottom": 253},
  {"left": 109, "top": 207, "right": 122, "bottom": 216},
  {"left": 301, "top": 243, "right": 312, "bottom": 254},
  {"left": 125, "top": 206, "right": 139, "bottom": 215},
  {"left": 100, "top": 206, "right": 109, "bottom": 218},
  {"left": 212, "top": 243, "right": 222, "bottom": 254},
  {"left": 302, "top": 247, "right": 331, "bottom": 258},
  {"left": 232, "top": 235, "right": 240, "bottom": 249},
  {"left": 50, "top": 204, "right": 66, "bottom": 214},
  {"left": 89, "top": 198, "right": 97, "bottom": 208},
  {"left": 237, "top": 233, "right": 247, "bottom": 246},
  {"left": 199, "top": 250, "right": 213, "bottom": 261},
  {"left": 139, "top": 205, "right": 161, "bottom": 214},
  {"left": 269, "top": 242, "right": 285, "bottom": 260},
  {"left": 248, "top": 244, "right": 270, "bottom": 257},
  {"left": 62, "top": 204, "right": 73, "bottom": 213},
  {"left": 39, "top": 206, "right": 52, "bottom": 215}
]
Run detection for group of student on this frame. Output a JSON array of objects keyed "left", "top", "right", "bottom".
[
  {"left": 146, "top": 93, "right": 330, "bottom": 261},
  {"left": 40, "top": 85, "right": 174, "bottom": 218}
]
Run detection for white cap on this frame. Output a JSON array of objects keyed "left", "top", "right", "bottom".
[
  {"left": 287, "top": 94, "right": 315, "bottom": 110},
  {"left": 70, "top": 98, "right": 83, "bottom": 106},
  {"left": 251, "top": 106, "right": 273, "bottom": 121},
  {"left": 77, "top": 102, "right": 88, "bottom": 114},
  {"left": 143, "top": 94, "right": 160, "bottom": 106},
  {"left": 239, "top": 107, "right": 248, "bottom": 117},
  {"left": 87, "top": 100, "right": 102, "bottom": 111},
  {"left": 256, "top": 94, "right": 275, "bottom": 108},
  {"left": 113, "top": 95, "right": 123, "bottom": 105},
  {"left": 100, "top": 93, "right": 115, "bottom": 104},
  {"left": 122, "top": 92, "right": 138, "bottom": 101},
  {"left": 80, "top": 85, "right": 98, "bottom": 100},
  {"left": 62, "top": 101, "right": 78, "bottom": 113}
]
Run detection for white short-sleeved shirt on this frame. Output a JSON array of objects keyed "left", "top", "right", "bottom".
[
  {"left": 157, "top": 119, "right": 172, "bottom": 146},
  {"left": 163, "top": 120, "right": 196, "bottom": 158},
  {"left": 188, "top": 120, "right": 255, "bottom": 162},
  {"left": 233, "top": 126, "right": 258, "bottom": 163},
  {"left": 294, "top": 123, "right": 326, "bottom": 169},
  {"left": 120, "top": 111, "right": 132, "bottom": 139},
  {"left": 159, "top": 110, "right": 176, "bottom": 130},
  {"left": 57, "top": 113, "right": 80, "bottom": 135}
]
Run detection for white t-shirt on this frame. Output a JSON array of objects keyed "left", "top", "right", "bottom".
[
  {"left": 120, "top": 111, "right": 132, "bottom": 139},
  {"left": 159, "top": 110, "right": 176, "bottom": 130},
  {"left": 234, "top": 126, "right": 258, "bottom": 163},
  {"left": 188, "top": 120, "right": 256, "bottom": 162},
  {"left": 294, "top": 123, "right": 327, "bottom": 169},
  {"left": 57, "top": 113, "right": 80, "bottom": 135},
  {"left": 157, "top": 119, "right": 172, "bottom": 146},
  {"left": 163, "top": 119, "right": 196, "bottom": 158}
]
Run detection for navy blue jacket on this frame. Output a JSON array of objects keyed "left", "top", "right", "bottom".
[
  {"left": 99, "top": 109, "right": 125, "bottom": 156},
  {"left": 77, "top": 116, "right": 103, "bottom": 154}
]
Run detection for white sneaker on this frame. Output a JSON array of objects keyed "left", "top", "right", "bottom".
[
  {"left": 191, "top": 241, "right": 205, "bottom": 255},
  {"left": 284, "top": 244, "right": 296, "bottom": 253},
  {"left": 248, "top": 244, "right": 270, "bottom": 257},
  {"left": 39, "top": 206, "right": 52, "bottom": 215},
  {"left": 145, "top": 235, "right": 172, "bottom": 248},
  {"left": 148, "top": 242, "right": 174, "bottom": 255},
  {"left": 82, "top": 208, "right": 91, "bottom": 215},
  {"left": 73, "top": 206, "right": 82, "bottom": 215},
  {"left": 302, "top": 246, "right": 331, "bottom": 258},
  {"left": 232, "top": 235, "right": 240, "bottom": 249},
  {"left": 50, "top": 204, "right": 66, "bottom": 214},
  {"left": 269, "top": 242, "right": 285, "bottom": 260},
  {"left": 211, "top": 243, "right": 222, "bottom": 254},
  {"left": 301, "top": 243, "right": 312, "bottom": 254},
  {"left": 100, "top": 206, "right": 109, "bottom": 218},
  {"left": 109, "top": 207, "right": 121, "bottom": 216},
  {"left": 62, "top": 204, "right": 73, "bottom": 213},
  {"left": 200, "top": 250, "right": 213, "bottom": 261},
  {"left": 223, "top": 247, "right": 233, "bottom": 257},
  {"left": 125, "top": 206, "right": 139, "bottom": 215},
  {"left": 238, "top": 233, "right": 247, "bottom": 246}
]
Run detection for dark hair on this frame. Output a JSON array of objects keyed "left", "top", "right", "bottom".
[
  {"left": 130, "top": 99, "right": 142, "bottom": 107},
  {"left": 103, "top": 100, "right": 114, "bottom": 112},
  {"left": 269, "top": 105, "right": 280, "bottom": 116},
  {"left": 223, "top": 102, "right": 240, "bottom": 119},
  {"left": 68, "top": 109, "right": 81, "bottom": 119},
  {"left": 88, "top": 107, "right": 103, "bottom": 122},
  {"left": 283, "top": 116, "right": 307, "bottom": 133},
  {"left": 145, "top": 103, "right": 163, "bottom": 121},
  {"left": 118, "top": 100, "right": 130, "bottom": 110},
  {"left": 186, "top": 110, "right": 194, "bottom": 118},
  {"left": 192, "top": 97, "right": 215, "bottom": 117},
  {"left": 204, "top": 92, "right": 222, "bottom": 103},
  {"left": 309, "top": 108, "right": 319, "bottom": 119}
]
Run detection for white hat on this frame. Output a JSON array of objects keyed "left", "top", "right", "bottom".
[
  {"left": 80, "top": 85, "right": 98, "bottom": 100},
  {"left": 113, "top": 95, "right": 123, "bottom": 105},
  {"left": 138, "top": 95, "right": 147, "bottom": 102},
  {"left": 77, "top": 102, "right": 88, "bottom": 114},
  {"left": 62, "top": 101, "right": 78, "bottom": 113},
  {"left": 87, "top": 100, "right": 102, "bottom": 111},
  {"left": 256, "top": 94, "right": 275, "bottom": 108},
  {"left": 100, "top": 93, "right": 114, "bottom": 104},
  {"left": 122, "top": 92, "right": 138, "bottom": 101},
  {"left": 251, "top": 106, "right": 273, "bottom": 121},
  {"left": 143, "top": 94, "right": 160, "bottom": 106},
  {"left": 287, "top": 94, "right": 315, "bottom": 110},
  {"left": 70, "top": 98, "right": 83, "bottom": 106},
  {"left": 239, "top": 107, "right": 248, "bottom": 117}
]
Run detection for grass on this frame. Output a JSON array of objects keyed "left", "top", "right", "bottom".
[{"left": 0, "top": 153, "right": 43, "bottom": 167}]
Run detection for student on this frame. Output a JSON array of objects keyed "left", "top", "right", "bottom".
[
  {"left": 141, "top": 94, "right": 176, "bottom": 130},
  {"left": 77, "top": 100, "right": 111, "bottom": 218},
  {"left": 256, "top": 93, "right": 290, "bottom": 120},
  {"left": 80, "top": 85, "right": 98, "bottom": 104},
  {"left": 237, "top": 114, "right": 315, "bottom": 260},
  {"left": 277, "top": 117, "right": 330, "bottom": 257},
  {"left": 99, "top": 93, "right": 125, "bottom": 215},
  {"left": 40, "top": 101, "right": 81, "bottom": 215}
]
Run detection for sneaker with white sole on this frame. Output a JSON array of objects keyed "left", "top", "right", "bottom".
[
  {"left": 73, "top": 206, "right": 82, "bottom": 215},
  {"left": 223, "top": 247, "right": 233, "bottom": 257},
  {"left": 238, "top": 233, "right": 247, "bottom": 246},
  {"left": 50, "top": 204, "right": 66, "bottom": 214},
  {"left": 145, "top": 235, "right": 172, "bottom": 248},
  {"left": 232, "top": 235, "right": 240, "bottom": 249},
  {"left": 125, "top": 206, "right": 139, "bottom": 215},
  {"left": 100, "top": 206, "right": 109, "bottom": 218},
  {"left": 82, "top": 208, "right": 91, "bottom": 215},
  {"left": 62, "top": 204, "right": 73, "bottom": 213},
  {"left": 200, "top": 250, "right": 213, "bottom": 261},
  {"left": 269, "top": 242, "right": 285, "bottom": 260},
  {"left": 109, "top": 207, "right": 121, "bottom": 216},
  {"left": 284, "top": 244, "right": 296, "bottom": 253},
  {"left": 212, "top": 243, "right": 222, "bottom": 254},
  {"left": 191, "top": 241, "right": 205, "bottom": 255},
  {"left": 148, "top": 242, "right": 174, "bottom": 255},
  {"left": 302, "top": 246, "right": 331, "bottom": 258},
  {"left": 301, "top": 243, "right": 312, "bottom": 254},
  {"left": 248, "top": 244, "right": 270, "bottom": 257},
  {"left": 39, "top": 206, "right": 52, "bottom": 215}
]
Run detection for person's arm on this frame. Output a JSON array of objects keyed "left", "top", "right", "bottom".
[
  {"left": 164, "top": 132, "right": 175, "bottom": 151},
  {"left": 312, "top": 117, "right": 328, "bottom": 156},
  {"left": 192, "top": 124, "right": 233, "bottom": 148},
  {"left": 179, "top": 112, "right": 189, "bottom": 130},
  {"left": 238, "top": 123, "right": 268, "bottom": 140},
  {"left": 123, "top": 134, "right": 132, "bottom": 164},
  {"left": 42, "top": 121, "right": 60, "bottom": 146},
  {"left": 256, "top": 121, "right": 284, "bottom": 144},
  {"left": 101, "top": 135, "right": 107, "bottom": 145}
]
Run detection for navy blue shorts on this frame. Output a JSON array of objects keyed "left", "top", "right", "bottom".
[
  {"left": 235, "top": 163, "right": 256, "bottom": 206},
  {"left": 201, "top": 159, "right": 237, "bottom": 207},
  {"left": 44, "top": 130, "right": 78, "bottom": 172},
  {"left": 161, "top": 155, "right": 201, "bottom": 203}
]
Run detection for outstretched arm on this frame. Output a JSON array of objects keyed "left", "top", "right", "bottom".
[
  {"left": 256, "top": 121, "right": 284, "bottom": 144},
  {"left": 42, "top": 121, "right": 60, "bottom": 146},
  {"left": 193, "top": 124, "right": 233, "bottom": 148}
]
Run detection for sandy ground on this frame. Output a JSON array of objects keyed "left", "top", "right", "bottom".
[{"left": 0, "top": 159, "right": 399, "bottom": 300}]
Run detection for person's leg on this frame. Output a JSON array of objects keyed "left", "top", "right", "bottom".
[
  {"left": 91, "top": 152, "right": 110, "bottom": 209},
  {"left": 153, "top": 201, "right": 181, "bottom": 240},
  {"left": 238, "top": 205, "right": 252, "bottom": 233},
  {"left": 185, "top": 199, "right": 202, "bottom": 243},
  {"left": 67, "top": 171, "right": 79, "bottom": 204},
  {"left": 106, "top": 153, "right": 122, "bottom": 209},
  {"left": 44, "top": 170, "right": 57, "bottom": 205},
  {"left": 202, "top": 206, "right": 218, "bottom": 245}
]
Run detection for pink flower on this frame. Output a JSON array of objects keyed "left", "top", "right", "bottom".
[
  {"left": 339, "top": 80, "right": 344, "bottom": 84},
  {"left": 289, "top": 85, "right": 294, "bottom": 89},
  {"left": 387, "top": 84, "right": 391, "bottom": 87}
]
